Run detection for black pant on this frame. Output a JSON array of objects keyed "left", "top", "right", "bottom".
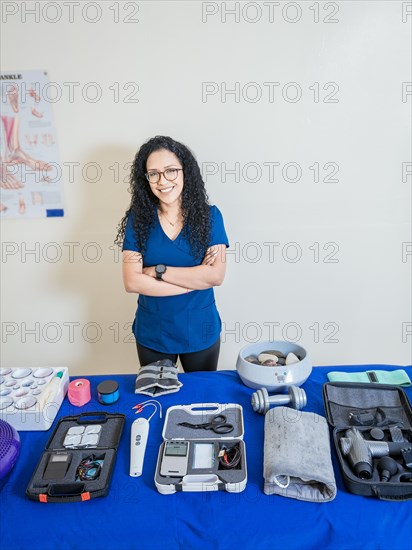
[{"left": 136, "top": 337, "right": 221, "bottom": 372}]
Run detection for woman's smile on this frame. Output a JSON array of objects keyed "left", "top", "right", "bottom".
[{"left": 158, "top": 185, "right": 176, "bottom": 194}]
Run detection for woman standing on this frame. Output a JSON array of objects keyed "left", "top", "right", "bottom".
[{"left": 116, "top": 136, "right": 229, "bottom": 372}]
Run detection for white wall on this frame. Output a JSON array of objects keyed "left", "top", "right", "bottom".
[{"left": 1, "top": 1, "right": 411, "bottom": 375}]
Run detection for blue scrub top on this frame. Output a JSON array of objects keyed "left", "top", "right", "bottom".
[{"left": 122, "top": 205, "right": 229, "bottom": 354}]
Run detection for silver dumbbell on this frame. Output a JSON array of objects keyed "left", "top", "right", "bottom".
[{"left": 251, "top": 386, "right": 307, "bottom": 415}]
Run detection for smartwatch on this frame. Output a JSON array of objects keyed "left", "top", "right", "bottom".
[{"left": 155, "top": 264, "right": 167, "bottom": 281}]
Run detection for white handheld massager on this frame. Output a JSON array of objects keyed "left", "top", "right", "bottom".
[{"left": 129, "top": 417, "right": 149, "bottom": 477}]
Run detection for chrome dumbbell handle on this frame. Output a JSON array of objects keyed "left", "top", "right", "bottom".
[
  {"left": 267, "top": 393, "right": 291, "bottom": 406},
  {"left": 251, "top": 386, "right": 307, "bottom": 415}
]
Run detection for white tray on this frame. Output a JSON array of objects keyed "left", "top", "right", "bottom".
[{"left": 0, "top": 367, "right": 69, "bottom": 431}]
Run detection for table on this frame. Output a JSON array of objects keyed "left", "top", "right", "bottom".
[{"left": 1, "top": 365, "right": 412, "bottom": 550}]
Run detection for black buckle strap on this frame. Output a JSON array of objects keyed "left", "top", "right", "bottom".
[{"left": 367, "top": 371, "right": 378, "bottom": 383}]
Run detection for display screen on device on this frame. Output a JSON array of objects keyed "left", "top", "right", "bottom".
[
  {"left": 51, "top": 454, "right": 70, "bottom": 462},
  {"left": 164, "top": 441, "right": 188, "bottom": 457}
]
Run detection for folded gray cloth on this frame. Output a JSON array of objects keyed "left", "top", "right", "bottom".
[
  {"left": 264, "top": 407, "right": 337, "bottom": 502},
  {"left": 135, "top": 359, "right": 182, "bottom": 396}
]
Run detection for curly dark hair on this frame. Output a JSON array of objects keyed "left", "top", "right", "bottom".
[{"left": 115, "top": 135, "right": 211, "bottom": 261}]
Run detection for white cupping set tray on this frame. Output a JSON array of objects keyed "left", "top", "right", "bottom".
[
  {"left": 155, "top": 403, "right": 247, "bottom": 494},
  {"left": 0, "top": 367, "right": 69, "bottom": 431}
]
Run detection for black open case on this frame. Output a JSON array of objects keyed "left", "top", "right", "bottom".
[
  {"left": 26, "top": 412, "right": 125, "bottom": 503},
  {"left": 323, "top": 382, "right": 412, "bottom": 501}
]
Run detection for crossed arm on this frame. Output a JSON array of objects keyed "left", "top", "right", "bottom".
[{"left": 122, "top": 245, "right": 227, "bottom": 296}]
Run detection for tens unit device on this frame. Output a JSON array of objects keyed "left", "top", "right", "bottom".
[
  {"left": 155, "top": 403, "right": 247, "bottom": 494},
  {"left": 43, "top": 452, "right": 72, "bottom": 480},
  {"left": 160, "top": 441, "right": 190, "bottom": 477}
]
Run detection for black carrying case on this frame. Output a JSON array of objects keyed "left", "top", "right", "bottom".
[
  {"left": 26, "top": 411, "right": 125, "bottom": 503},
  {"left": 323, "top": 382, "right": 412, "bottom": 501}
]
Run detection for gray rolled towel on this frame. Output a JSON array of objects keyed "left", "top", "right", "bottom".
[{"left": 264, "top": 406, "right": 337, "bottom": 502}]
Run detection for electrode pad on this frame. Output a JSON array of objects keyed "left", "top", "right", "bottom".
[
  {"left": 192, "top": 443, "right": 214, "bottom": 469},
  {"left": 63, "top": 425, "right": 102, "bottom": 448}
]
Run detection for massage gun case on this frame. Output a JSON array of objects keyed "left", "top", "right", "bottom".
[
  {"left": 26, "top": 412, "right": 125, "bottom": 503},
  {"left": 155, "top": 403, "right": 247, "bottom": 494},
  {"left": 323, "top": 382, "right": 412, "bottom": 501}
]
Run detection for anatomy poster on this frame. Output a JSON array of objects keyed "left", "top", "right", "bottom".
[{"left": 0, "top": 70, "right": 64, "bottom": 219}]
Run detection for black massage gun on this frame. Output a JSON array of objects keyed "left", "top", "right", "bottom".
[{"left": 339, "top": 428, "right": 406, "bottom": 479}]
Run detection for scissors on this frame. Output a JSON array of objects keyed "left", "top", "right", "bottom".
[{"left": 177, "top": 414, "right": 234, "bottom": 434}]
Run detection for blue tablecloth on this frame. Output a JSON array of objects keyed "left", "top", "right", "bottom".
[{"left": 1, "top": 365, "right": 412, "bottom": 550}]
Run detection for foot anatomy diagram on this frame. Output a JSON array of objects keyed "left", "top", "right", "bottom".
[{"left": 0, "top": 74, "right": 61, "bottom": 217}]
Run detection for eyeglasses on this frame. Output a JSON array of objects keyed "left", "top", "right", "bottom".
[{"left": 145, "top": 168, "right": 183, "bottom": 185}]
